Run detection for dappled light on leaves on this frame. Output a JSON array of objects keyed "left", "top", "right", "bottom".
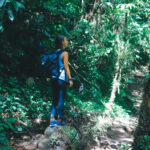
[{"left": 0, "top": 0, "right": 150, "bottom": 149}]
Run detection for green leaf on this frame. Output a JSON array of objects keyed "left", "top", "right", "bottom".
[
  {"left": 126, "top": 3, "right": 135, "bottom": 10},
  {"left": 8, "top": 7, "right": 14, "bottom": 21},
  {"left": 146, "top": 74, "right": 150, "bottom": 80},
  {"left": 0, "top": 0, "right": 5, "bottom": 7},
  {"left": 124, "top": 80, "right": 135, "bottom": 84},
  {"left": 0, "top": 100, "right": 2, "bottom": 105},
  {"left": 11, "top": 88, "right": 21, "bottom": 93},
  {"left": 0, "top": 126, "right": 4, "bottom": 131},
  {"left": 13, "top": 1, "right": 25, "bottom": 12},
  {"left": 17, "top": 126, "right": 22, "bottom": 132},
  {"left": 12, "top": 106, "right": 17, "bottom": 110},
  {"left": 0, "top": 22, "right": 3, "bottom": 32}
]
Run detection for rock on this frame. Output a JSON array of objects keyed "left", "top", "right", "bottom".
[
  {"left": 110, "top": 144, "right": 118, "bottom": 149},
  {"left": 37, "top": 137, "right": 52, "bottom": 150},
  {"left": 44, "top": 127, "right": 58, "bottom": 137},
  {"left": 35, "top": 134, "right": 44, "bottom": 140},
  {"left": 32, "top": 134, "right": 44, "bottom": 146},
  {"left": 37, "top": 126, "right": 79, "bottom": 150}
]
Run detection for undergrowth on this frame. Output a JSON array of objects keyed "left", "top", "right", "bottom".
[{"left": 0, "top": 76, "right": 135, "bottom": 149}]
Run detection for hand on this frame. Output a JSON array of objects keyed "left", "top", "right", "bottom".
[{"left": 69, "top": 80, "right": 73, "bottom": 87}]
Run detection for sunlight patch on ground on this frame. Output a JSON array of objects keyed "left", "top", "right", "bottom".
[{"left": 94, "top": 116, "right": 113, "bottom": 135}]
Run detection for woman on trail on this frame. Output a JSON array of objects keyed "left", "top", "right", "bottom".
[{"left": 50, "top": 35, "right": 73, "bottom": 127}]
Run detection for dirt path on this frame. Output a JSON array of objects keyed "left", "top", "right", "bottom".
[{"left": 91, "top": 72, "right": 145, "bottom": 150}]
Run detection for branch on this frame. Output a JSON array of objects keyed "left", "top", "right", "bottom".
[
  {"left": 69, "top": 63, "right": 99, "bottom": 90},
  {"left": 71, "top": 119, "right": 82, "bottom": 139},
  {"left": 17, "top": 120, "right": 33, "bottom": 138}
]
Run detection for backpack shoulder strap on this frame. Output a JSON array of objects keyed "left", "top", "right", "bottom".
[{"left": 55, "top": 49, "right": 65, "bottom": 55}]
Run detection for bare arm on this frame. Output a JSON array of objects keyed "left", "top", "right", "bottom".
[
  {"left": 62, "top": 52, "right": 71, "bottom": 79},
  {"left": 62, "top": 51, "right": 73, "bottom": 86}
]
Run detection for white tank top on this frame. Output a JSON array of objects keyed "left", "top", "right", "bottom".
[{"left": 58, "top": 52, "right": 68, "bottom": 82}]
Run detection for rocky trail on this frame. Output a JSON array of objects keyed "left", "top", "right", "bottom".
[
  {"left": 10, "top": 71, "right": 145, "bottom": 150},
  {"left": 89, "top": 72, "right": 145, "bottom": 150}
]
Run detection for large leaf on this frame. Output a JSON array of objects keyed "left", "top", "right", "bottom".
[
  {"left": 13, "top": 1, "right": 25, "bottom": 12},
  {"left": 0, "top": 0, "right": 5, "bottom": 7},
  {"left": 0, "top": 22, "right": 3, "bottom": 32},
  {"left": 8, "top": 7, "right": 14, "bottom": 21},
  {"left": 146, "top": 74, "right": 150, "bottom": 80}
]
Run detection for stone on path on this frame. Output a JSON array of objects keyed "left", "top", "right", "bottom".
[{"left": 36, "top": 126, "right": 78, "bottom": 150}]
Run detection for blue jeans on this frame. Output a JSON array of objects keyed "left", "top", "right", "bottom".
[{"left": 50, "top": 79, "right": 67, "bottom": 118}]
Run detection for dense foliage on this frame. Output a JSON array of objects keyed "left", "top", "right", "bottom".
[{"left": 0, "top": 0, "right": 150, "bottom": 149}]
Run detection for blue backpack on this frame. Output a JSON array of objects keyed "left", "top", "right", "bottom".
[{"left": 41, "top": 49, "right": 63, "bottom": 78}]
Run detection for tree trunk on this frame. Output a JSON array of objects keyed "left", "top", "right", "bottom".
[{"left": 133, "top": 69, "right": 150, "bottom": 150}]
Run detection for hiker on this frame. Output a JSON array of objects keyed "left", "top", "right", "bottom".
[{"left": 48, "top": 35, "right": 73, "bottom": 126}]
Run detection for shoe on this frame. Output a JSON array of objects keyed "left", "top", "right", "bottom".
[
  {"left": 55, "top": 120, "right": 67, "bottom": 126},
  {"left": 49, "top": 120, "right": 57, "bottom": 127},
  {"left": 50, "top": 120, "right": 67, "bottom": 127}
]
